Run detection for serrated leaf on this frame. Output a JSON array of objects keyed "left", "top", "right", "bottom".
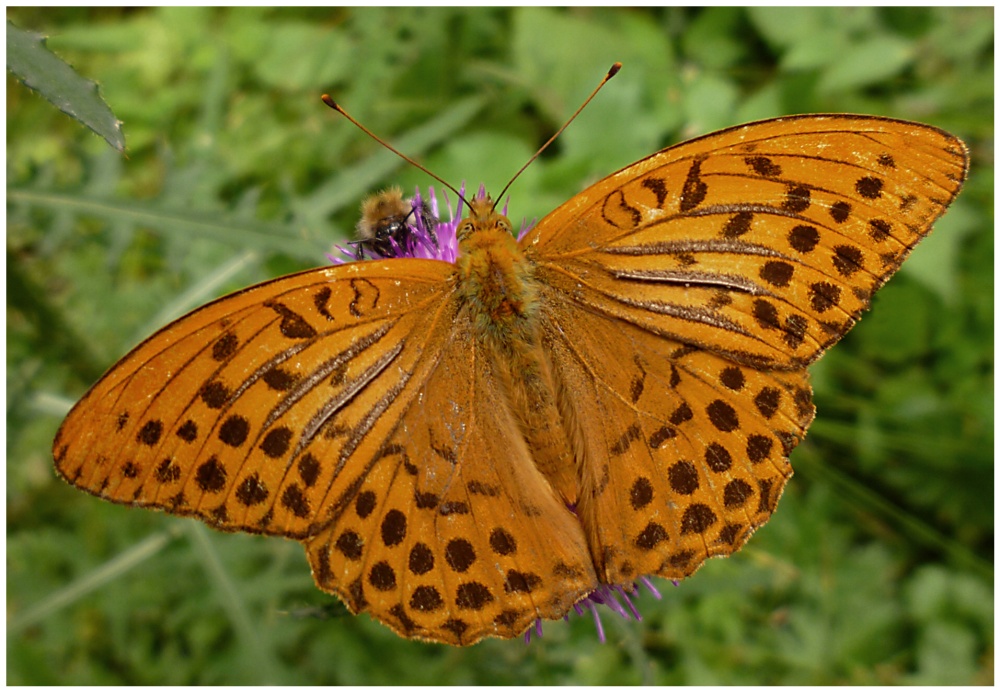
[{"left": 6, "top": 20, "right": 125, "bottom": 152}]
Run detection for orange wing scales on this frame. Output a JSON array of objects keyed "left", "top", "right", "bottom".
[
  {"left": 528, "top": 117, "right": 966, "bottom": 369},
  {"left": 54, "top": 114, "right": 968, "bottom": 645},
  {"left": 539, "top": 298, "right": 809, "bottom": 585},
  {"left": 55, "top": 261, "right": 454, "bottom": 538},
  {"left": 304, "top": 318, "right": 597, "bottom": 644},
  {"left": 523, "top": 115, "right": 966, "bottom": 592}
]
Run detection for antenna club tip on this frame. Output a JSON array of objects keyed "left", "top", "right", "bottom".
[
  {"left": 608, "top": 62, "right": 622, "bottom": 77},
  {"left": 321, "top": 94, "right": 338, "bottom": 110}
]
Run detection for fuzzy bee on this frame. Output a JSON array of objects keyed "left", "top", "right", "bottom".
[{"left": 353, "top": 187, "right": 438, "bottom": 259}]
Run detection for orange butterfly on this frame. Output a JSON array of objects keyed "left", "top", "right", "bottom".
[{"left": 53, "top": 66, "right": 968, "bottom": 645}]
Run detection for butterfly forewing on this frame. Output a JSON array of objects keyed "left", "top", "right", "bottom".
[
  {"left": 524, "top": 115, "right": 968, "bottom": 368},
  {"left": 54, "top": 261, "right": 456, "bottom": 537}
]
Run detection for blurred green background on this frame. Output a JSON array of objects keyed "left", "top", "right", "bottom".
[{"left": 7, "top": 7, "right": 992, "bottom": 684}]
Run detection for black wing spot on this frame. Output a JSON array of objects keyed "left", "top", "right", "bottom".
[
  {"left": 264, "top": 301, "right": 317, "bottom": 339},
  {"left": 680, "top": 157, "right": 708, "bottom": 212},
  {"left": 641, "top": 176, "right": 669, "bottom": 207}
]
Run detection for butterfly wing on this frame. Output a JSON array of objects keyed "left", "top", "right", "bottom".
[
  {"left": 523, "top": 115, "right": 968, "bottom": 584},
  {"left": 303, "top": 315, "right": 598, "bottom": 644},
  {"left": 535, "top": 298, "right": 812, "bottom": 585},
  {"left": 55, "top": 260, "right": 452, "bottom": 537},
  {"left": 524, "top": 115, "right": 969, "bottom": 368},
  {"left": 54, "top": 258, "right": 596, "bottom": 645}
]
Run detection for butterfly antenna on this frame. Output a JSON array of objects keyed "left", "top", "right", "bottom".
[
  {"left": 321, "top": 94, "right": 471, "bottom": 209},
  {"left": 492, "top": 62, "right": 622, "bottom": 210}
]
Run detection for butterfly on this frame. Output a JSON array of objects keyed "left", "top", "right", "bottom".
[
  {"left": 53, "top": 79, "right": 968, "bottom": 644},
  {"left": 352, "top": 186, "right": 438, "bottom": 260}
]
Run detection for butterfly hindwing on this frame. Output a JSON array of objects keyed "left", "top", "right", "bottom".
[
  {"left": 537, "top": 292, "right": 810, "bottom": 584},
  {"left": 303, "top": 312, "right": 597, "bottom": 644}
]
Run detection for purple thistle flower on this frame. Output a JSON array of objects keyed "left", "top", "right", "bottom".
[
  {"left": 524, "top": 577, "right": 666, "bottom": 644},
  {"left": 330, "top": 186, "right": 487, "bottom": 264}
]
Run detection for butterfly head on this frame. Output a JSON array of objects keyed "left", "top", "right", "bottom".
[{"left": 457, "top": 195, "right": 514, "bottom": 241}]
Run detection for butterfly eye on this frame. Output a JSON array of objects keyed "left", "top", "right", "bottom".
[
  {"left": 457, "top": 220, "right": 475, "bottom": 239},
  {"left": 497, "top": 217, "right": 513, "bottom": 234}
]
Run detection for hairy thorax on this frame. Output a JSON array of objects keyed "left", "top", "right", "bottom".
[{"left": 455, "top": 228, "right": 540, "bottom": 347}]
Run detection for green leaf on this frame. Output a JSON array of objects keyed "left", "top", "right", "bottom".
[
  {"left": 748, "top": 7, "right": 839, "bottom": 49},
  {"left": 817, "top": 34, "right": 915, "bottom": 93},
  {"left": 6, "top": 20, "right": 125, "bottom": 152}
]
